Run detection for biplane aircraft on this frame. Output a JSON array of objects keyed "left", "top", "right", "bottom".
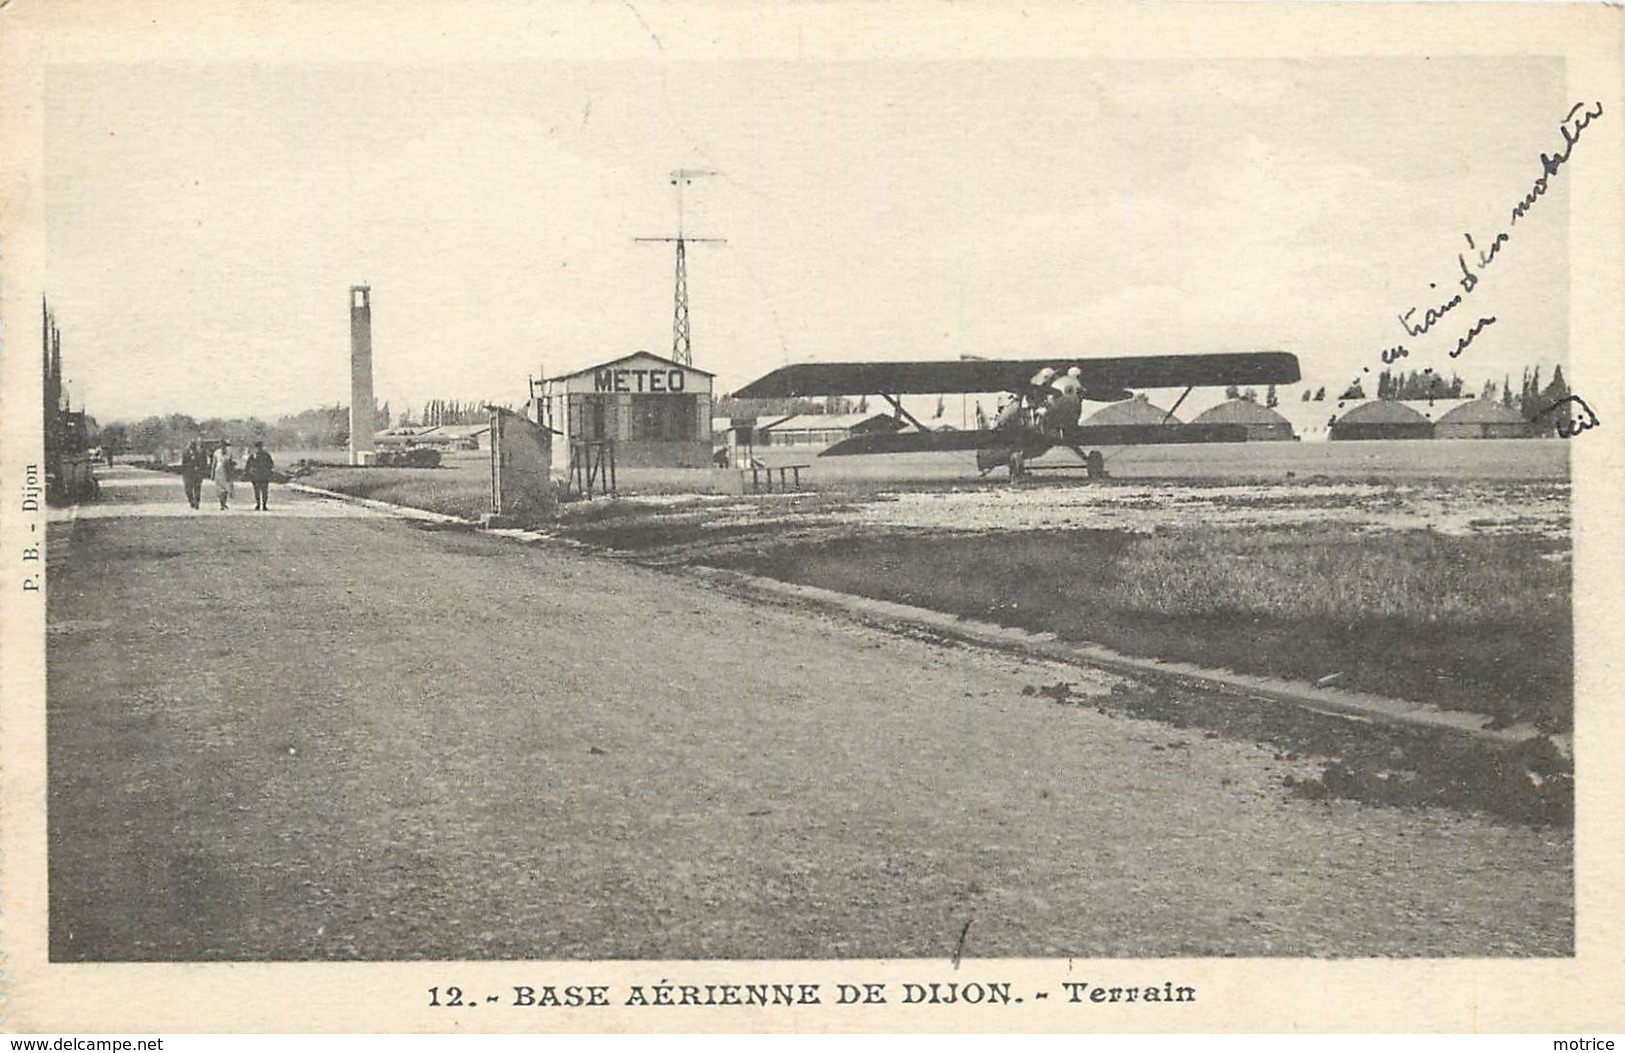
[{"left": 733, "top": 351, "right": 1301, "bottom": 477}]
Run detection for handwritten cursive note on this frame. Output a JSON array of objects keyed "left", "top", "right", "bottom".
[
  {"left": 1400, "top": 102, "right": 1602, "bottom": 336},
  {"left": 1448, "top": 316, "right": 1496, "bottom": 359},
  {"left": 1538, "top": 395, "right": 1601, "bottom": 439},
  {"left": 1511, "top": 101, "right": 1605, "bottom": 226},
  {"left": 1371, "top": 101, "right": 1605, "bottom": 380}
]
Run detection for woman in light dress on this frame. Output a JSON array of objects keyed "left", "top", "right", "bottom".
[{"left": 211, "top": 441, "right": 236, "bottom": 511}]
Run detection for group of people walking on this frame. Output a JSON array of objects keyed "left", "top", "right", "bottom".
[{"left": 180, "top": 438, "right": 275, "bottom": 511}]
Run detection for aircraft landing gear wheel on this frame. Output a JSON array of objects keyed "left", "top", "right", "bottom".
[
  {"left": 1008, "top": 450, "right": 1027, "bottom": 479},
  {"left": 1085, "top": 449, "right": 1105, "bottom": 479}
]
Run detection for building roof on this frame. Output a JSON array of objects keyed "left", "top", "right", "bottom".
[
  {"left": 1435, "top": 398, "right": 1528, "bottom": 425},
  {"left": 713, "top": 416, "right": 770, "bottom": 435},
  {"left": 1333, "top": 399, "right": 1432, "bottom": 426},
  {"left": 375, "top": 424, "right": 490, "bottom": 443},
  {"left": 1191, "top": 398, "right": 1293, "bottom": 427},
  {"left": 1083, "top": 394, "right": 1181, "bottom": 426},
  {"left": 759, "top": 412, "right": 906, "bottom": 433},
  {"left": 427, "top": 423, "right": 491, "bottom": 439},
  {"left": 374, "top": 428, "right": 439, "bottom": 445},
  {"left": 544, "top": 350, "right": 716, "bottom": 382}
]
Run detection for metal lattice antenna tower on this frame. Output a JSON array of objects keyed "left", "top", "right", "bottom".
[{"left": 637, "top": 169, "right": 725, "bottom": 367}]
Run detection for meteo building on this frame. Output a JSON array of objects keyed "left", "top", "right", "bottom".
[{"left": 540, "top": 351, "right": 714, "bottom": 468}]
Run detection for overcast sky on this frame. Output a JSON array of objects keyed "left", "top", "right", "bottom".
[{"left": 44, "top": 55, "right": 1576, "bottom": 421}]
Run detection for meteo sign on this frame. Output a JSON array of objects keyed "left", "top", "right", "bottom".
[{"left": 594, "top": 368, "right": 688, "bottom": 394}]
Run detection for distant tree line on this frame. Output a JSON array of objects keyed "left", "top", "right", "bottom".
[
  {"left": 1223, "top": 384, "right": 1279, "bottom": 406},
  {"left": 1374, "top": 368, "right": 1465, "bottom": 400},
  {"left": 100, "top": 395, "right": 531, "bottom": 457},
  {"left": 415, "top": 399, "right": 490, "bottom": 427},
  {"left": 1514, "top": 365, "right": 1571, "bottom": 436},
  {"left": 99, "top": 403, "right": 393, "bottom": 457}
]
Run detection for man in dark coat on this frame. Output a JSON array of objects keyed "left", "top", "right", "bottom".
[
  {"left": 244, "top": 441, "right": 275, "bottom": 511},
  {"left": 180, "top": 437, "right": 207, "bottom": 510}
]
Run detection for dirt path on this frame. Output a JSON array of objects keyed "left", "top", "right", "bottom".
[{"left": 46, "top": 468, "right": 1571, "bottom": 960}]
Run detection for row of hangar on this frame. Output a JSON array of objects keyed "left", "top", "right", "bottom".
[
  {"left": 740, "top": 393, "right": 1537, "bottom": 447},
  {"left": 528, "top": 351, "right": 1536, "bottom": 470}
]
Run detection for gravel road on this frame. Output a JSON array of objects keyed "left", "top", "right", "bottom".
[{"left": 46, "top": 468, "right": 1571, "bottom": 960}]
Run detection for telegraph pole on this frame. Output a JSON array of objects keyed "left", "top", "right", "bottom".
[{"left": 637, "top": 169, "right": 725, "bottom": 367}]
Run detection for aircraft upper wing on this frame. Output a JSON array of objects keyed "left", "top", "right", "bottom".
[{"left": 733, "top": 352, "right": 1300, "bottom": 399}]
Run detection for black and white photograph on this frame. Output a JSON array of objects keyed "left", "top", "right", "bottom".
[{"left": 3, "top": 0, "right": 1622, "bottom": 1036}]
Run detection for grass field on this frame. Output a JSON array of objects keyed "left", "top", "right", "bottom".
[
  {"left": 705, "top": 525, "right": 1571, "bottom": 731},
  {"left": 295, "top": 454, "right": 744, "bottom": 516},
  {"left": 294, "top": 464, "right": 494, "bottom": 520}
]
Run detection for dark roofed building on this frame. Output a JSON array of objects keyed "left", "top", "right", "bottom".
[
  {"left": 1191, "top": 398, "right": 1295, "bottom": 441},
  {"left": 1329, "top": 399, "right": 1434, "bottom": 441},
  {"left": 1083, "top": 394, "right": 1180, "bottom": 426},
  {"left": 374, "top": 425, "right": 440, "bottom": 448},
  {"left": 430, "top": 423, "right": 492, "bottom": 450},
  {"left": 1434, "top": 398, "right": 1532, "bottom": 439},
  {"left": 756, "top": 412, "right": 907, "bottom": 447}
]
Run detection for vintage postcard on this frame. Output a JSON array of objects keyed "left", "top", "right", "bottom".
[{"left": 2, "top": 0, "right": 1622, "bottom": 1035}]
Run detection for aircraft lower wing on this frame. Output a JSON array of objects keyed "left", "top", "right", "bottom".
[
  {"left": 735, "top": 352, "right": 1300, "bottom": 399},
  {"left": 821, "top": 423, "right": 1252, "bottom": 457},
  {"left": 1060, "top": 423, "right": 1251, "bottom": 446},
  {"left": 822, "top": 430, "right": 1011, "bottom": 456}
]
